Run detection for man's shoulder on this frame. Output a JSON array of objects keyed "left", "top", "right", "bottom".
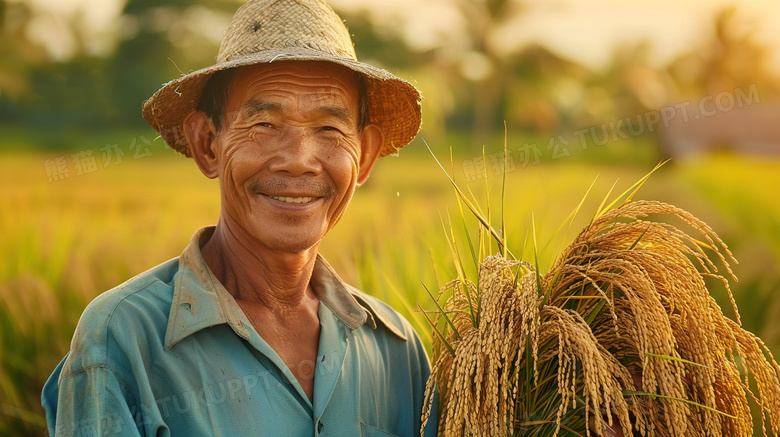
[{"left": 62, "top": 257, "right": 180, "bottom": 376}]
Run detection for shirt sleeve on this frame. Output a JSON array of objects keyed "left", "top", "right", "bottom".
[{"left": 44, "top": 361, "right": 145, "bottom": 437}]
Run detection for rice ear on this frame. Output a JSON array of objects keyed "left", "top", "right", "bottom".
[
  {"left": 543, "top": 199, "right": 780, "bottom": 436},
  {"left": 423, "top": 194, "right": 780, "bottom": 436}
]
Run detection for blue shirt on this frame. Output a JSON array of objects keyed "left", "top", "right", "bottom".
[{"left": 42, "top": 227, "right": 437, "bottom": 436}]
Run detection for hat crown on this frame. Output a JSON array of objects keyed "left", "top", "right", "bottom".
[{"left": 217, "top": 0, "right": 357, "bottom": 64}]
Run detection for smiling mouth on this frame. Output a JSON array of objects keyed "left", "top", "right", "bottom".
[{"left": 267, "top": 195, "right": 316, "bottom": 204}]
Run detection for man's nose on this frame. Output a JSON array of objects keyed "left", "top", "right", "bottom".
[{"left": 266, "top": 129, "right": 324, "bottom": 177}]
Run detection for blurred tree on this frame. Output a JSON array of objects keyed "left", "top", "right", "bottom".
[
  {"left": 0, "top": 1, "right": 48, "bottom": 104},
  {"left": 449, "top": 0, "right": 526, "bottom": 144},
  {"left": 339, "top": 0, "right": 538, "bottom": 147},
  {"left": 578, "top": 42, "right": 676, "bottom": 128},
  {"left": 335, "top": 8, "right": 426, "bottom": 70},
  {"left": 0, "top": 0, "right": 245, "bottom": 145},
  {"left": 669, "top": 7, "right": 780, "bottom": 98},
  {"left": 10, "top": 0, "right": 778, "bottom": 154},
  {"left": 504, "top": 44, "right": 588, "bottom": 134},
  {"left": 106, "top": 0, "right": 239, "bottom": 127},
  {"left": 416, "top": 0, "right": 591, "bottom": 147},
  {"left": 1, "top": 0, "right": 130, "bottom": 136},
  {"left": 334, "top": 8, "right": 457, "bottom": 141}
]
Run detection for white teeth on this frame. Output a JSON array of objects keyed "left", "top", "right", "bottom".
[{"left": 270, "top": 195, "right": 314, "bottom": 204}]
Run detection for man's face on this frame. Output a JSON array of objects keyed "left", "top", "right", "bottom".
[{"left": 198, "top": 61, "right": 377, "bottom": 253}]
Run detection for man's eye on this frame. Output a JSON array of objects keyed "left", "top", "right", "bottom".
[
  {"left": 319, "top": 126, "right": 341, "bottom": 133},
  {"left": 254, "top": 122, "right": 273, "bottom": 128}
]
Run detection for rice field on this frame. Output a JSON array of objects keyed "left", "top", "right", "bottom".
[{"left": 1, "top": 143, "right": 779, "bottom": 435}]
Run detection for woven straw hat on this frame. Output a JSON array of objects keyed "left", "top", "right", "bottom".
[{"left": 142, "top": 0, "right": 422, "bottom": 158}]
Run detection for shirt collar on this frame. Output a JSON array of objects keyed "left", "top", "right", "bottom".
[{"left": 164, "top": 227, "right": 406, "bottom": 350}]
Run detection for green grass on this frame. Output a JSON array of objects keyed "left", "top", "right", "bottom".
[{"left": 1, "top": 144, "right": 779, "bottom": 435}]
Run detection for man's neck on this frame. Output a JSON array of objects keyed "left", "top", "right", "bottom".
[
  {"left": 200, "top": 220, "right": 319, "bottom": 310},
  {"left": 200, "top": 220, "right": 323, "bottom": 403}
]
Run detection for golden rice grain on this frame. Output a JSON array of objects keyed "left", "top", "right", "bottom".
[{"left": 423, "top": 200, "right": 780, "bottom": 437}]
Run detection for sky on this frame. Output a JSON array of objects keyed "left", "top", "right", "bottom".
[
  {"left": 329, "top": 0, "right": 780, "bottom": 72},
  {"left": 19, "top": 0, "right": 126, "bottom": 58},
  {"left": 511, "top": 0, "right": 780, "bottom": 71},
  {"left": 14, "top": 0, "right": 780, "bottom": 73}
]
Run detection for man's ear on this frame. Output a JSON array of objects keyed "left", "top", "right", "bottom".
[
  {"left": 183, "top": 111, "right": 219, "bottom": 179},
  {"left": 356, "top": 124, "right": 383, "bottom": 186}
]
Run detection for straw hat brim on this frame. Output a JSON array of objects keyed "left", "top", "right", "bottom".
[{"left": 142, "top": 47, "right": 422, "bottom": 158}]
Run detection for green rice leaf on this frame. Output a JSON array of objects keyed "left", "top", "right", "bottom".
[
  {"left": 629, "top": 225, "right": 651, "bottom": 250},
  {"left": 420, "top": 279, "right": 461, "bottom": 341},
  {"left": 592, "top": 179, "right": 619, "bottom": 224},
  {"left": 645, "top": 353, "right": 712, "bottom": 369},
  {"left": 482, "top": 145, "right": 493, "bottom": 255},
  {"left": 623, "top": 160, "right": 670, "bottom": 204},
  {"left": 439, "top": 210, "right": 476, "bottom": 324},
  {"left": 513, "top": 419, "right": 586, "bottom": 437},
  {"left": 423, "top": 139, "right": 514, "bottom": 259},
  {"left": 622, "top": 390, "right": 736, "bottom": 419},
  {"left": 594, "top": 160, "right": 669, "bottom": 222},
  {"left": 556, "top": 175, "right": 599, "bottom": 259},
  {"left": 501, "top": 122, "right": 509, "bottom": 260},
  {"left": 455, "top": 187, "right": 479, "bottom": 274},
  {"left": 532, "top": 214, "right": 545, "bottom": 304},
  {"left": 584, "top": 298, "right": 607, "bottom": 325},
  {"left": 417, "top": 301, "right": 456, "bottom": 358}
]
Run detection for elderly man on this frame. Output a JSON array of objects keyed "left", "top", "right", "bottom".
[{"left": 41, "top": 0, "right": 436, "bottom": 436}]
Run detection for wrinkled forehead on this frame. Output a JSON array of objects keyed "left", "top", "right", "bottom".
[{"left": 226, "top": 61, "right": 360, "bottom": 115}]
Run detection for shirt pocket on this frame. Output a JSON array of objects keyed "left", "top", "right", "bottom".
[{"left": 360, "top": 422, "right": 400, "bottom": 437}]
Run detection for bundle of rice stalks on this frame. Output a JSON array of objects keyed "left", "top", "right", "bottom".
[{"left": 420, "top": 160, "right": 780, "bottom": 437}]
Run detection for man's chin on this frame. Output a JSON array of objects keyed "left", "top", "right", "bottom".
[{"left": 259, "top": 236, "right": 322, "bottom": 254}]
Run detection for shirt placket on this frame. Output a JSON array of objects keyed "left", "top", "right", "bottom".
[{"left": 312, "top": 304, "right": 349, "bottom": 436}]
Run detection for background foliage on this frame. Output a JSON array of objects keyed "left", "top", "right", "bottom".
[{"left": 1, "top": 0, "right": 779, "bottom": 435}]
